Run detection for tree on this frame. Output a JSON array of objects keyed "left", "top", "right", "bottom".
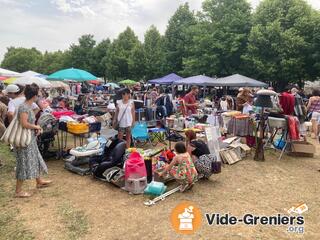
[
  {"left": 105, "top": 27, "right": 140, "bottom": 81},
  {"left": 1, "top": 47, "right": 42, "bottom": 73},
  {"left": 91, "top": 39, "right": 111, "bottom": 79},
  {"left": 243, "top": 0, "right": 319, "bottom": 90},
  {"left": 182, "top": 0, "right": 252, "bottom": 77},
  {"left": 163, "top": 3, "right": 196, "bottom": 75},
  {"left": 65, "top": 34, "right": 96, "bottom": 72},
  {"left": 143, "top": 25, "right": 166, "bottom": 80},
  {"left": 128, "top": 43, "right": 146, "bottom": 80},
  {"left": 306, "top": 10, "right": 320, "bottom": 81},
  {"left": 40, "top": 50, "right": 68, "bottom": 74}
]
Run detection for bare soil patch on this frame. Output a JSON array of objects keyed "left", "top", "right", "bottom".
[{"left": 0, "top": 139, "right": 319, "bottom": 240}]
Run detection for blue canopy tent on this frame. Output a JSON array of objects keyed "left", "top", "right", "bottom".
[
  {"left": 173, "top": 75, "right": 219, "bottom": 86},
  {"left": 148, "top": 73, "right": 183, "bottom": 85}
]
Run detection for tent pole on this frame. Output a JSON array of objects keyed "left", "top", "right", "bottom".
[{"left": 172, "top": 84, "right": 175, "bottom": 98}]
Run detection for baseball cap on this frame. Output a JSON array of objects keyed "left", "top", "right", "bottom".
[{"left": 3, "top": 84, "right": 20, "bottom": 94}]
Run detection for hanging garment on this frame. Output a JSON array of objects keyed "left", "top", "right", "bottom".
[
  {"left": 279, "top": 92, "right": 295, "bottom": 115},
  {"left": 285, "top": 115, "right": 300, "bottom": 140}
]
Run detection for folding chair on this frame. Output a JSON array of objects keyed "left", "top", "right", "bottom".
[
  {"left": 265, "top": 117, "right": 289, "bottom": 160},
  {"left": 148, "top": 127, "right": 167, "bottom": 146},
  {"left": 131, "top": 122, "right": 150, "bottom": 147}
]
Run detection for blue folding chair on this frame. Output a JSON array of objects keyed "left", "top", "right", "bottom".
[{"left": 132, "top": 122, "right": 150, "bottom": 147}]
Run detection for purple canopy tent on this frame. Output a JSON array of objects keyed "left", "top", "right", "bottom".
[
  {"left": 173, "top": 75, "right": 219, "bottom": 86},
  {"left": 148, "top": 73, "right": 183, "bottom": 85}
]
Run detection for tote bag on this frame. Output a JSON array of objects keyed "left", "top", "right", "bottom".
[{"left": 1, "top": 112, "right": 32, "bottom": 148}]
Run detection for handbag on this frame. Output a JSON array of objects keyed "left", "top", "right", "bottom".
[
  {"left": 114, "top": 102, "right": 130, "bottom": 130},
  {"left": 1, "top": 112, "right": 32, "bottom": 148}
]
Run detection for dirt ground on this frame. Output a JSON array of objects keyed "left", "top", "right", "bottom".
[{"left": 0, "top": 138, "right": 319, "bottom": 240}]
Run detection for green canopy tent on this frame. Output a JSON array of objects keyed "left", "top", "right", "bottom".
[
  {"left": 118, "top": 79, "right": 137, "bottom": 85},
  {"left": 47, "top": 68, "right": 97, "bottom": 82}
]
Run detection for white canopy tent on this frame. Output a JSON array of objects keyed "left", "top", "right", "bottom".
[
  {"left": 13, "top": 76, "right": 52, "bottom": 88},
  {"left": 21, "top": 70, "right": 41, "bottom": 77},
  {"left": 0, "top": 68, "right": 21, "bottom": 77}
]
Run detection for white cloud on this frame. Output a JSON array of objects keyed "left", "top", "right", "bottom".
[
  {"left": 51, "top": 0, "right": 96, "bottom": 17},
  {"left": 0, "top": 0, "right": 319, "bottom": 63}
]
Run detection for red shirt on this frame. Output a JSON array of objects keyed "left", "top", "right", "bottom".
[
  {"left": 279, "top": 92, "right": 295, "bottom": 115},
  {"left": 184, "top": 92, "right": 197, "bottom": 115}
]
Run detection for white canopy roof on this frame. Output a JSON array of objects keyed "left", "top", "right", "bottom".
[
  {"left": 0, "top": 68, "right": 21, "bottom": 77},
  {"left": 13, "top": 76, "right": 52, "bottom": 88},
  {"left": 21, "top": 70, "right": 41, "bottom": 77}
]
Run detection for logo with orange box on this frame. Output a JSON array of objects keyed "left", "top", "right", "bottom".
[{"left": 170, "top": 201, "right": 202, "bottom": 235}]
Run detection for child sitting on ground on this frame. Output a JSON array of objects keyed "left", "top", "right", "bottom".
[{"left": 160, "top": 142, "right": 198, "bottom": 192}]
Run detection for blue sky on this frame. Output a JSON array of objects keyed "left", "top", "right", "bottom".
[{"left": 0, "top": 0, "right": 319, "bottom": 62}]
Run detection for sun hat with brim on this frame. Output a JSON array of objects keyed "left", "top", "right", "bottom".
[{"left": 3, "top": 84, "right": 20, "bottom": 94}]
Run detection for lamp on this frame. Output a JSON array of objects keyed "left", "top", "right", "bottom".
[{"left": 253, "top": 89, "right": 276, "bottom": 161}]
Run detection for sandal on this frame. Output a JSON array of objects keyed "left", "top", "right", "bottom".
[
  {"left": 15, "top": 192, "right": 32, "bottom": 198},
  {"left": 36, "top": 180, "right": 53, "bottom": 188}
]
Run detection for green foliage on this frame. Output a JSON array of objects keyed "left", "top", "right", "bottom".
[
  {"left": 243, "top": 0, "right": 319, "bottom": 89},
  {"left": 128, "top": 43, "right": 146, "bottom": 80},
  {"left": 91, "top": 39, "right": 111, "bottom": 79},
  {"left": 144, "top": 25, "right": 166, "bottom": 79},
  {"left": 40, "top": 50, "right": 68, "bottom": 75},
  {"left": 163, "top": 3, "right": 196, "bottom": 75},
  {"left": 105, "top": 27, "right": 141, "bottom": 81},
  {"left": 183, "top": 0, "right": 252, "bottom": 77},
  {"left": 1, "top": 0, "right": 319, "bottom": 87},
  {"left": 1, "top": 47, "right": 42, "bottom": 73},
  {"left": 64, "top": 34, "right": 96, "bottom": 72}
]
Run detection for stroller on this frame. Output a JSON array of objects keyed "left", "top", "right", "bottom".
[
  {"left": 37, "top": 113, "right": 59, "bottom": 159},
  {"left": 64, "top": 137, "right": 126, "bottom": 178},
  {"left": 90, "top": 138, "right": 126, "bottom": 179}
]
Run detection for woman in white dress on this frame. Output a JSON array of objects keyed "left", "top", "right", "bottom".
[{"left": 113, "top": 88, "right": 135, "bottom": 148}]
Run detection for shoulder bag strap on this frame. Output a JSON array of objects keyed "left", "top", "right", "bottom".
[{"left": 118, "top": 102, "right": 130, "bottom": 124}]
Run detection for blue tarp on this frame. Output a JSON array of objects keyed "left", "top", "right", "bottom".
[{"left": 148, "top": 73, "right": 183, "bottom": 85}]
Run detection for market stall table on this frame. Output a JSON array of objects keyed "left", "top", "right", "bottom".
[{"left": 57, "top": 121, "right": 102, "bottom": 158}]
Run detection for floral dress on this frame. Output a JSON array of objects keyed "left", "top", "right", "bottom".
[
  {"left": 169, "top": 153, "right": 198, "bottom": 185},
  {"left": 15, "top": 103, "right": 48, "bottom": 180}
]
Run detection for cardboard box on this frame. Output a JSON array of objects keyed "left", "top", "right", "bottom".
[
  {"left": 291, "top": 141, "right": 316, "bottom": 157},
  {"left": 220, "top": 149, "right": 242, "bottom": 165}
]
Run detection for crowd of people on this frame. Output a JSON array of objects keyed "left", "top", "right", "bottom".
[{"left": 0, "top": 81, "right": 319, "bottom": 197}]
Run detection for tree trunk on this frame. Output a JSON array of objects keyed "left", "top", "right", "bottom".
[{"left": 254, "top": 138, "right": 265, "bottom": 161}]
